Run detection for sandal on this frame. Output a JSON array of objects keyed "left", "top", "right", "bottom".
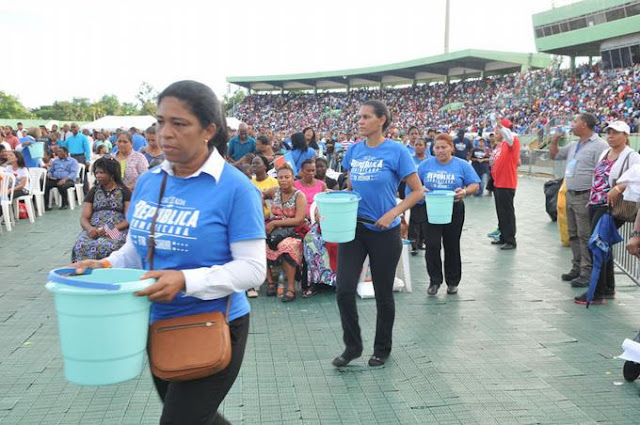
[
  {"left": 281, "top": 289, "right": 296, "bottom": 303},
  {"left": 302, "top": 287, "right": 316, "bottom": 299},
  {"left": 266, "top": 284, "right": 277, "bottom": 297}
]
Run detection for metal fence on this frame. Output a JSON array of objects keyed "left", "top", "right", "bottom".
[
  {"left": 613, "top": 222, "right": 640, "bottom": 285},
  {"left": 518, "top": 148, "right": 566, "bottom": 178}
]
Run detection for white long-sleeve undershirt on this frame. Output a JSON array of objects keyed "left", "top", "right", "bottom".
[{"left": 106, "top": 234, "right": 266, "bottom": 300}]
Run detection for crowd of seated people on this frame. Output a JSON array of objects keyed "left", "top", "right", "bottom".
[{"left": 235, "top": 64, "right": 640, "bottom": 137}]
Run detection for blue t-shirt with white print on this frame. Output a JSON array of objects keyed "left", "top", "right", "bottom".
[
  {"left": 417, "top": 156, "right": 481, "bottom": 192},
  {"left": 127, "top": 161, "right": 265, "bottom": 323},
  {"left": 342, "top": 139, "right": 417, "bottom": 231}
]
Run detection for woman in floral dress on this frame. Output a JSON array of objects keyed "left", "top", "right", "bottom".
[{"left": 72, "top": 156, "right": 131, "bottom": 261}]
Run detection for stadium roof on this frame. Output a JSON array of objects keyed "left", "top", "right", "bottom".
[
  {"left": 532, "top": 0, "right": 640, "bottom": 56},
  {"left": 227, "top": 49, "right": 552, "bottom": 91}
]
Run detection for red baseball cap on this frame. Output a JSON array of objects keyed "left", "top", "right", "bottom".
[{"left": 500, "top": 118, "right": 513, "bottom": 129}]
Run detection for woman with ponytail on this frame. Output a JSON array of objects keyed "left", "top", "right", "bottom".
[{"left": 71, "top": 80, "right": 266, "bottom": 424}]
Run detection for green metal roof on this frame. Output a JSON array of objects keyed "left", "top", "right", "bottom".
[
  {"left": 227, "top": 49, "right": 552, "bottom": 91},
  {"left": 532, "top": 0, "right": 634, "bottom": 27},
  {"left": 534, "top": 14, "right": 640, "bottom": 55}
]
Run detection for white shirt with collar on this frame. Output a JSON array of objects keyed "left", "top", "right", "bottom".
[{"left": 106, "top": 148, "right": 266, "bottom": 300}]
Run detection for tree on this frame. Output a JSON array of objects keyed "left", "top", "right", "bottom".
[
  {"left": 0, "top": 92, "right": 33, "bottom": 118},
  {"left": 223, "top": 88, "right": 246, "bottom": 115},
  {"left": 97, "top": 95, "right": 122, "bottom": 115},
  {"left": 120, "top": 102, "right": 139, "bottom": 116}
]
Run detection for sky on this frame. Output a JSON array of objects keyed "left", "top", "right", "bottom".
[{"left": 0, "top": 0, "right": 576, "bottom": 109}]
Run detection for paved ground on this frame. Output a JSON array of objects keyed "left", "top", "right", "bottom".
[{"left": 1, "top": 176, "right": 640, "bottom": 424}]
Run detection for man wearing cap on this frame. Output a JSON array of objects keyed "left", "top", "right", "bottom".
[
  {"left": 550, "top": 113, "right": 608, "bottom": 287},
  {"left": 490, "top": 118, "right": 520, "bottom": 250}
]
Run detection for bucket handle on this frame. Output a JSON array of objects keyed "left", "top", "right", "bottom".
[
  {"left": 323, "top": 190, "right": 362, "bottom": 200},
  {"left": 47, "top": 267, "right": 121, "bottom": 291}
]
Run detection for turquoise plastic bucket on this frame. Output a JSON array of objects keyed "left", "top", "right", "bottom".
[
  {"left": 425, "top": 190, "right": 456, "bottom": 224},
  {"left": 28, "top": 142, "right": 45, "bottom": 159},
  {"left": 46, "top": 267, "right": 154, "bottom": 386},
  {"left": 315, "top": 191, "right": 361, "bottom": 243}
]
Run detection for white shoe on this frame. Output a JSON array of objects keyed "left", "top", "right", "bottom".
[{"left": 247, "top": 288, "right": 259, "bottom": 298}]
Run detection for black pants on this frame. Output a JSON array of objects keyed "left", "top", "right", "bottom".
[
  {"left": 44, "top": 178, "right": 75, "bottom": 207},
  {"left": 408, "top": 203, "right": 427, "bottom": 250},
  {"left": 494, "top": 187, "right": 517, "bottom": 245},
  {"left": 422, "top": 201, "right": 465, "bottom": 287},
  {"left": 589, "top": 205, "right": 622, "bottom": 296},
  {"left": 70, "top": 154, "right": 89, "bottom": 195},
  {"left": 336, "top": 223, "right": 402, "bottom": 358},
  {"left": 152, "top": 314, "right": 250, "bottom": 425}
]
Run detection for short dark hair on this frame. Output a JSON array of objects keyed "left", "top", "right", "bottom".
[
  {"left": 315, "top": 157, "right": 328, "bottom": 167},
  {"left": 300, "top": 159, "right": 315, "bottom": 170},
  {"left": 407, "top": 126, "right": 419, "bottom": 134},
  {"left": 363, "top": 100, "right": 392, "bottom": 131},
  {"left": 579, "top": 113, "right": 597, "bottom": 130},
  {"left": 92, "top": 156, "right": 125, "bottom": 187},
  {"left": 157, "top": 80, "right": 228, "bottom": 156},
  {"left": 257, "top": 135, "right": 270, "bottom": 145},
  {"left": 57, "top": 146, "right": 69, "bottom": 153},
  {"left": 256, "top": 154, "right": 270, "bottom": 169}
]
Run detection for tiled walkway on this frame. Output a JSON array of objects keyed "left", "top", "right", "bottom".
[{"left": 1, "top": 176, "right": 640, "bottom": 424}]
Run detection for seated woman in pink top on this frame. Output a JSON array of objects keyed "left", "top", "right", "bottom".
[{"left": 293, "top": 159, "right": 326, "bottom": 218}]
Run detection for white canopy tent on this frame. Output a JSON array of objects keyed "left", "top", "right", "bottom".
[
  {"left": 81, "top": 115, "right": 156, "bottom": 131},
  {"left": 82, "top": 115, "right": 242, "bottom": 132}
]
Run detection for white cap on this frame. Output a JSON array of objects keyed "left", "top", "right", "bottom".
[{"left": 604, "top": 120, "right": 630, "bottom": 135}]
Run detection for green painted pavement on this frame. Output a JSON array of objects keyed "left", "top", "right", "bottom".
[{"left": 1, "top": 176, "right": 640, "bottom": 424}]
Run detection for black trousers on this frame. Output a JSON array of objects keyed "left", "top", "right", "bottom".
[
  {"left": 152, "top": 314, "right": 250, "bottom": 425},
  {"left": 494, "top": 187, "right": 517, "bottom": 245},
  {"left": 336, "top": 223, "right": 402, "bottom": 358},
  {"left": 70, "top": 154, "right": 89, "bottom": 195},
  {"left": 44, "top": 178, "right": 75, "bottom": 207},
  {"left": 589, "top": 205, "right": 622, "bottom": 296},
  {"left": 408, "top": 203, "right": 427, "bottom": 250},
  {"left": 421, "top": 201, "right": 465, "bottom": 287}
]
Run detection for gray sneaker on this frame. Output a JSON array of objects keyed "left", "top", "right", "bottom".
[{"left": 571, "top": 276, "right": 590, "bottom": 288}]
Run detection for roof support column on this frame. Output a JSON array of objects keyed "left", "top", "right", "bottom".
[
  {"left": 347, "top": 81, "right": 351, "bottom": 94},
  {"left": 314, "top": 85, "right": 318, "bottom": 95},
  {"left": 570, "top": 55, "right": 576, "bottom": 74},
  {"left": 379, "top": 82, "right": 383, "bottom": 91},
  {"left": 281, "top": 87, "right": 284, "bottom": 95}
]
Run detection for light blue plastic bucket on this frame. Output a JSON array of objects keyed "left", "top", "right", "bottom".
[
  {"left": 315, "top": 191, "right": 361, "bottom": 243},
  {"left": 28, "top": 142, "right": 45, "bottom": 159},
  {"left": 45, "top": 267, "right": 154, "bottom": 386},
  {"left": 425, "top": 190, "right": 456, "bottom": 224}
]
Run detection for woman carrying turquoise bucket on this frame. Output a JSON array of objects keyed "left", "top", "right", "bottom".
[
  {"left": 332, "top": 100, "right": 424, "bottom": 368},
  {"left": 415, "top": 133, "right": 480, "bottom": 297},
  {"left": 72, "top": 80, "right": 266, "bottom": 425}
]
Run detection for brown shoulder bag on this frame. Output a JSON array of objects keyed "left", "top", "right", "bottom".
[
  {"left": 611, "top": 153, "right": 640, "bottom": 223},
  {"left": 147, "top": 173, "right": 232, "bottom": 381}
]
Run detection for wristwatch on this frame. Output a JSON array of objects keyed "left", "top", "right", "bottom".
[{"left": 630, "top": 230, "right": 640, "bottom": 238}]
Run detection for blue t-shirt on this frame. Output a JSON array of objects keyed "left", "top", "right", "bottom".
[
  {"left": 453, "top": 137, "right": 472, "bottom": 160},
  {"left": 290, "top": 147, "right": 316, "bottom": 172},
  {"left": 127, "top": 162, "right": 265, "bottom": 323},
  {"left": 132, "top": 134, "right": 147, "bottom": 152},
  {"left": 20, "top": 137, "right": 40, "bottom": 168},
  {"left": 227, "top": 136, "right": 256, "bottom": 161},
  {"left": 342, "top": 139, "right": 416, "bottom": 231},
  {"left": 417, "top": 156, "right": 481, "bottom": 192}
]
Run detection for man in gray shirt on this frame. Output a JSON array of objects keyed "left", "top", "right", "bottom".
[{"left": 550, "top": 113, "right": 608, "bottom": 287}]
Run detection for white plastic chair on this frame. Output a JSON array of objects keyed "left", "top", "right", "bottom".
[
  {"left": 75, "top": 163, "right": 86, "bottom": 204},
  {"left": 51, "top": 164, "right": 82, "bottom": 210},
  {"left": 310, "top": 201, "right": 318, "bottom": 225},
  {"left": 357, "top": 198, "right": 413, "bottom": 295},
  {"left": 0, "top": 172, "right": 16, "bottom": 232},
  {"left": 29, "top": 168, "right": 47, "bottom": 216},
  {"left": 13, "top": 173, "right": 36, "bottom": 224}
]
